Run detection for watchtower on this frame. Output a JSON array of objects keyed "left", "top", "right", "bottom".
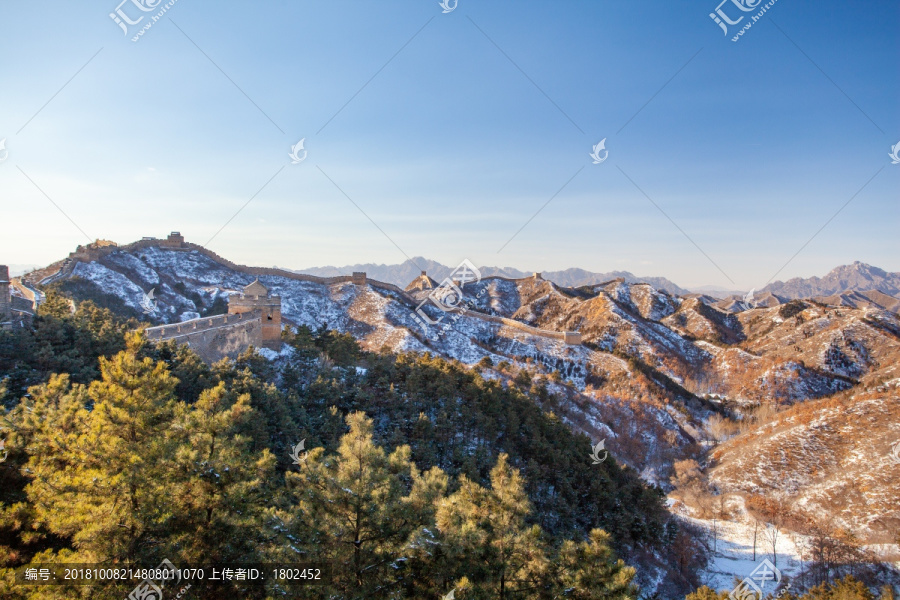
[
  {"left": 352, "top": 272, "right": 367, "bottom": 285},
  {"left": 162, "top": 231, "right": 185, "bottom": 247},
  {"left": 228, "top": 279, "right": 282, "bottom": 350},
  {"left": 0, "top": 266, "right": 10, "bottom": 326}
]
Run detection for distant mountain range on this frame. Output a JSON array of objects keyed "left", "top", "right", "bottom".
[
  {"left": 296, "top": 257, "right": 692, "bottom": 295},
  {"left": 761, "top": 261, "right": 900, "bottom": 298},
  {"left": 296, "top": 259, "right": 900, "bottom": 302}
]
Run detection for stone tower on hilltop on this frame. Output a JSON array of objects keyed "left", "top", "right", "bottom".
[
  {"left": 227, "top": 279, "right": 281, "bottom": 350},
  {"left": 0, "top": 266, "right": 10, "bottom": 326}
]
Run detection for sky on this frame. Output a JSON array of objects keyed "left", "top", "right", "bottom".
[{"left": 0, "top": 0, "right": 897, "bottom": 289}]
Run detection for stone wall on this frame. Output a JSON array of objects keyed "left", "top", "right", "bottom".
[
  {"left": 38, "top": 258, "right": 78, "bottom": 286},
  {"left": 461, "top": 309, "right": 581, "bottom": 345},
  {"left": 144, "top": 310, "right": 264, "bottom": 363},
  {"left": 125, "top": 238, "right": 580, "bottom": 344},
  {"left": 1, "top": 266, "right": 38, "bottom": 329},
  {"left": 10, "top": 278, "right": 40, "bottom": 310}
]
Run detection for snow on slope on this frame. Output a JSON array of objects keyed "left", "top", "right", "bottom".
[
  {"left": 54, "top": 244, "right": 900, "bottom": 506},
  {"left": 673, "top": 499, "right": 803, "bottom": 593},
  {"left": 709, "top": 386, "right": 900, "bottom": 543}
]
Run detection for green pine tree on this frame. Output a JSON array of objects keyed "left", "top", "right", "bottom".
[
  {"left": 164, "top": 382, "right": 276, "bottom": 565},
  {"left": 553, "top": 528, "right": 639, "bottom": 600},
  {"left": 26, "top": 333, "right": 177, "bottom": 564},
  {"left": 274, "top": 411, "right": 447, "bottom": 598},
  {"left": 436, "top": 453, "right": 550, "bottom": 599}
]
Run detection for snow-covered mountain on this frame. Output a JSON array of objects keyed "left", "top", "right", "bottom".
[
  {"left": 297, "top": 257, "right": 692, "bottom": 295},
  {"left": 22, "top": 237, "right": 900, "bottom": 550}
]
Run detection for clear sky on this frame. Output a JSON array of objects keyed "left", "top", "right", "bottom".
[{"left": 1, "top": 0, "right": 897, "bottom": 289}]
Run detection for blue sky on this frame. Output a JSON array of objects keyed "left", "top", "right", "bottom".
[{"left": 1, "top": 0, "right": 897, "bottom": 289}]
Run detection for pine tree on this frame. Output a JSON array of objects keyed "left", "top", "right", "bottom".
[
  {"left": 16, "top": 336, "right": 279, "bottom": 599},
  {"left": 26, "top": 333, "right": 178, "bottom": 564},
  {"left": 436, "top": 453, "right": 550, "bottom": 599},
  {"left": 274, "top": 411, "right": 447, "bottom": 598},
  {"left": 0, "top": 374, "right": 89, "bottom": 584},
  {"left": 164, "top": 382, "right": 276, "bottom": 565},
  {"left": 553, "top": 529, "right": 639, "bottom": 600},
  {"left": 685, "top": 585, "right": 730, "bottom": 600}
]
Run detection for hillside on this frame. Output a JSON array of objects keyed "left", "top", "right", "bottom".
[
  {"left": 12, "top": 236, "right": 900, "bottom": 592},
  {"left": 708, "top": 382, "right": 900, "bottom": 544},
  {"left": 0, "top": 304, "right": 677, "bottom": 597}
]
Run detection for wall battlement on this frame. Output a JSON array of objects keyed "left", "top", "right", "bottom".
[
  {"left": 144, "top": 310, "right": 260, "bottom": 340},
  {"left": 144, "top": 310, "right": 264, "bottom": 363},
  {"left": 144, "top": 275, "right": 287, "bottom": 360},
  {"left": 228, "top": 279, "right": 281, "bottom": 349}
]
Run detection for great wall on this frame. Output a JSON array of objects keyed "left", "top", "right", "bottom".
[
  {"left": 462, "top": 310, "right": 582, "bottom": 345},
  {"left": 144, "top": 309, "right": 265, "bottom": 363},
  {"left": 10, "top": 232, "right": 582, "bottom": 360},
  {"left": 0, "top": 266, "right": 38, "bottom": 329}
]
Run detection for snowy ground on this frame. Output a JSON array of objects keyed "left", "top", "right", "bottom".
[
  {"left": 671, "top": 498, "right": 802, "bottom": 594},
  {"left": 685, "top": 505, "right": 900, "bottom": 593}
]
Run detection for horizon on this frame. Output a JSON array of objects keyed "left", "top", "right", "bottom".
[
  {"left": 5, "top": 230, "right": 893, "bottom": 294},
  {"left": 1, "top": 0, "right": 898, "bottom": 289}
]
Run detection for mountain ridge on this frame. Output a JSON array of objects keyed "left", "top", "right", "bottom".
[
  {"left": 296, "top": 257, "right": 693, "bottom": 295},
  {"left": 761, "top": 261, "right": 900, "bottom": 299},
  {"left": 295, "top": 258, "right": 900, "bottom": 302}
]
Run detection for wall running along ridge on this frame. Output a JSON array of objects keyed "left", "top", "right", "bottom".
[{"left": 35, "top": 235, "right": 582, "bottom": 348}]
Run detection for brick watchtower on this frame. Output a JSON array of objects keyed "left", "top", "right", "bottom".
[
  {"left": 163, "top": 231, "right": 185, "bottom": 247},
  {"left": 0, "top": 265, "right": 10, "bottom": 326},
  {"left": 228, "top": 279, "right": 282, "bottom": 350}
]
